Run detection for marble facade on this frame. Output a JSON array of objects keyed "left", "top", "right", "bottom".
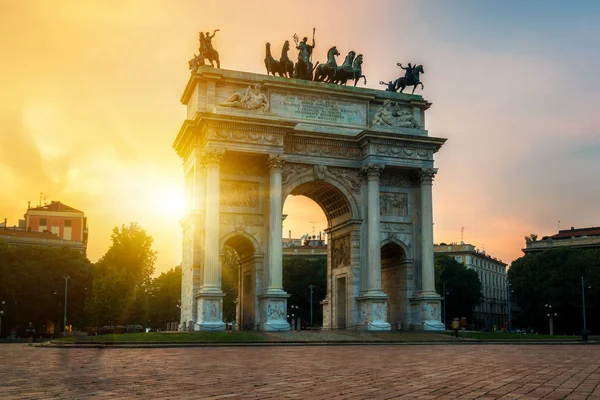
[{"left": 173, "top": 67, "right": 446, "bottom": 331}]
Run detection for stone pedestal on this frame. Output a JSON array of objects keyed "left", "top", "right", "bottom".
[
  {"left": 195, "top": 293, "right": 226, "bottom": 331},
  {"left": 358, "top": 295, "right": 391, "bottom": 331},
  {"left": 321, "top": 298, "right": 330, "bottom": 329},
  {"left": 410, "top": 294, "right": 444, "bottom": 331},
  {"left": 258, "top": 294, "right": 290, "bottom": 331}
]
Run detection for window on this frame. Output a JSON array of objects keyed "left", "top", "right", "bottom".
[
  {"left": 64, "top": 220, "right": 72, "bottom": 227},
  {"left": 40, "top": 218, "right": 47, "bottom": 226}
]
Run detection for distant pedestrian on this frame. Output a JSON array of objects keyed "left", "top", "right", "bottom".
[
  {"left": 451, "top": 318, "right": 460, "bottom": 338},
  {"left": 26, "top": 322, "right": 36, "bottom": 346}
]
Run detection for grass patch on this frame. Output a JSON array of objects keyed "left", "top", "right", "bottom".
[
  {"left": 54, "top": 331, "right": 268, "bottom": 343},
  {"left": 443, "top": 331, "right": 579, "bottom": 341}
]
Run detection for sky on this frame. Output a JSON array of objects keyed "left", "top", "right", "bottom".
[{"left": 1, "top": 0, "right": 599, "bottom": 273}]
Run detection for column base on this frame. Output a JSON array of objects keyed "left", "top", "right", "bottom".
[
  {"left": 258, "top": 292, "right": 290, "bottom": 332},
  {"left": 357, "top": 292, "right": 391, "bottom": 331},
  {"left": 195, "top": 292, "right": 226, "bottom": 332},
  {"left": 409, "top": 293, "right": 444, "bottom": 331}
]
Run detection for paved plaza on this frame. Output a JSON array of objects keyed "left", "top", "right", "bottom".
[{"left": 2, "top": 343, "right": 600, "bottom": 399}]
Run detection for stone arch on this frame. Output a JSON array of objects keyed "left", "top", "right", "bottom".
[
  {"left": 380, "top": 235, "right": 413, "bottom": 261},
  {"left": 380, "top": 241, "right": 411, "bottom": 330},
  {"left": 282, "top": 172, "right": 360, "bottom": 225},
  {"left": 221, "top": 232, "right": 261, "bottom": 330},
  {"left": 220, "top": 231, "right": 262, "bottom": 258}
]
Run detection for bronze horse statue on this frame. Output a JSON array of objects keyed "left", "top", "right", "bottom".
[
  {"left": 265, "top": 42, "right": 284, "bottom": 77},
  {"left": 394, "top": 64, "right": 424, "bottom": 94},
  {"left": 280, "top": 40, "right": 294, "bottom": 78},
  {"left": 331, "top": 51, "right": 366, "bottom": 86},
  {"left": 314, "top": 46, "right": 340, "bottom": 82},
  {"left": 265, "top": 42, "right": 294, "bottom": 78}
]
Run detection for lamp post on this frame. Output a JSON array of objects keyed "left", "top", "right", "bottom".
[
  {"left": 581, "top": 276, "right": 590, "bottom": 342},
  {"left": 507, "top": 281, "right": 512, "bottom": 332},
  {"left": 442, "top": 282, "right": 450, "bottom": 330},
  {"left": 545, "top": 304, "right": 557, "bottom": 335},
  {"left": 63, "top": 276, "right": 69, "bottom": 336},
  {"left": 0, "top": 300, "right": 5, "bottom": 338},
  {"left": 308, "top": 285, "right": 314, "bottom": 327}
]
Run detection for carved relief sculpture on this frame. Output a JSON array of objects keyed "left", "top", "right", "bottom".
[
  {"left": 282, "top": 164, "right": 312, "bottom": 186},
  {"left": 328, "top": 167, "right": 361, "bottom": 194},
  {"left": 332, "top": 235, "right": 351, "bottom": 268},
  {"left": 371, "top": 100, "right": 420, "bottom": 129},
  {"left": 380, "top": 192, "right": 408, "bottom": 216},
  {"left": 220, "top": 180, "right": 259, "bottom": 208},
  {"left": 219, "top": 83, "right": 269, "bottom": 111}
]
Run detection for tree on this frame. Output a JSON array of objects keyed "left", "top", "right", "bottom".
[
  {"left": 221, "top": 246, "right": 240, "bottom": 323},
  {"left": 508, "top": 248, "right": 600, "bottom": 335},
  {"left": 283, "top": 257, "right": 326, "bottom": 327},
  {"left": 435, "top": 255, "right": 482, "bottom": 326},
  {"left": 0, "top": 242, "right": 92, "bottom": 336},
  {"left": 85, "top": 223, "right": 156, "bottom": 327},
  {"left": 146, "top": 266, "right": 182, "bottom": 329}
]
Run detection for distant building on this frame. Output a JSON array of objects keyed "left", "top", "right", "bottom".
[
  {"left": 523, "top": 226, "right": 600, "bottom": 253},
  {"left": 0, "top": 200, "right": 88, "bottom": 254},
  {"left": 434, "top": 243, "right": 508, "bottom": 331},
  {"left": 282, "top": 233, "right": 327, "bottom": 260}
]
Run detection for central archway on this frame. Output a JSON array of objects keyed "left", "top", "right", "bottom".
[{"left": 282, "top": 170, "right": 360, "bottom": 330}]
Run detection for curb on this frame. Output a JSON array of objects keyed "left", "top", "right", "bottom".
[{"left": 39, "top": 340, "right": 597, "bottom": 349}]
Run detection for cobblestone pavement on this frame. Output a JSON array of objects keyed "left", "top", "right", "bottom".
[{"left": 2, "top": 343, "right": 600, "bottom": 399}]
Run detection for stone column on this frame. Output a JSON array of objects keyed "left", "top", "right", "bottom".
[
  {"left": 266, "top": 154, "right": 285, "bottom": 294},
  {"left": 195, "top": 149, "right": 226, "bottom": 331},
  {"left": 417, "top": 168, "right": 437, "bottom": 296},
  {"left": 364, "top": 164, "right": 385, "bottom": 294},
  {"left": 409, "top": 167, "right": 444, "bottom": 331},
  {"left": 357, "top": 164, "right": 390, "bottom": 331},
  {"left": 257, "top": 154, "right": 290, "bottom": 331}
]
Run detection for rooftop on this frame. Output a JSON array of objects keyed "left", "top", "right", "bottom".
[{"left": 28, "top": 201, "right": 83, "bottom": 213}]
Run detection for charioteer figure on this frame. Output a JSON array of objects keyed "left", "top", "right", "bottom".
[{"left": 293, "top": 28, "right": 315, "bottom": 80}]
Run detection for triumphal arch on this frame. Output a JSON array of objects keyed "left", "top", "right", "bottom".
[{"left": 173, "top": 66, "right": 446, "bottom": 331}]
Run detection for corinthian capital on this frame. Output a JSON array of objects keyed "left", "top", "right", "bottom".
[
  {"left": 268, "top": 154, "right": 286, "bottom": 171},
  {"left": 201, "top": 149, "right": 224, "bottom": 166},
  {"left": 415, "top": 168, "right": 438, "bottom": 184},
  {"left": 361, "top": 163, "right": 385, "bottom": 181}
]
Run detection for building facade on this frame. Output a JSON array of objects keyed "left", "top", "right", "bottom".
[
  {"left": 523, "top": 226, "right": 600, "bottom": 253},
  {"left": 0, "top": 201, "right": 88, "bottom": 254},
  {"left": 434, "top": 243, "right": 508, "bottom": 331}
]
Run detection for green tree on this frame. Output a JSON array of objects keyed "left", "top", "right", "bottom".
[
  {"left": 283, "top": 257, "right": 326, "bottom": 327},
  {"left": 146, "top": 266, "right": 182, "bottom": 329},
  {"left": 435, "top": 255, "right": 482, "bottom": 326},
  {"left": 0, "top": 242, "right": 92, "bottom": 336},
  {"left": 85, "top": 223, "right": 156, "bottom": 327},
  {"left": 508, "top": 248, "right": 600, "bottom": 335},
  {"left": 221, "top": 246, "right": 240, "bottom": 323}
]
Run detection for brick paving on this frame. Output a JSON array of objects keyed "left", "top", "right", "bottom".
[{"left": 1, "top": 344, "right": 600, "bottom": 399}]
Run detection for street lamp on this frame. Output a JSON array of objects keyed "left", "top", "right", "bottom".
[
  {"left": 507, "top": 280, "right": 512, "bottom": 332},
  {"left": 581, "top": 276, "right": 591, "bottom": 341},
  {"left": 0, "top": 300, "right": 5, "bottom": 338},
  {"left": 545, "top": 304, "right": 557, "bottom": 335},
  {"left": 308, "top": 285, "right": 314, "bottom": 327},
  {"left": 442, "top": 282, "right": 450, "bottom": 330},
  {"left": 63, "top": 276, "right": 70, "bottom": 336}
]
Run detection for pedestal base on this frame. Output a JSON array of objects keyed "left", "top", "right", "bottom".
[
  {"left": 195, "top": 291, "right": 226, "bottom": 332},
  {"left": 410, "top": 293, "right": 444, "bottom": 331},
  {"left": 358, "top": 292, "right": 391, "bottom": 331},
  {"left": 258, "top": 292, "right": 290, "bottom": 332},
  {"left": 321, "top": 298, "right": 330, "bottom": 329}
]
